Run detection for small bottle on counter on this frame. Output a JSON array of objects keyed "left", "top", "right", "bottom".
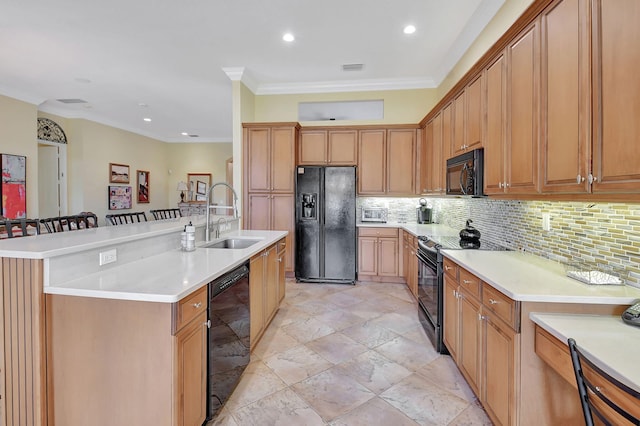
[{"left": 184, "top": 222, "right": 196, "bottom": 251}]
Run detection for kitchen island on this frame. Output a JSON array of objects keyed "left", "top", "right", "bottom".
[{"left": 0, "top": 217, "right": 287, "bottom": 426}]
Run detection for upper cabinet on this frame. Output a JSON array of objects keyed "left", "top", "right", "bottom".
[
  {"left": 420, "top": 113, "right": 445, "bottom": 194},
  {"left": 506, "top": 22, "right": 541, "bottom": 194},
  {"left": 298, "top": 129, "right": 357, "bottom": 165},
  {"left": 358, "top": 128, "right": 416, "bottom": 195},
  {"left": 244, "top": 123, "right": 299, "bottom": 193},
  {"left": 484, "top": 52, "right": 507, "bottom": 195},
  {"left": 451, "top": 74, "right": 485, "bottom": 156},
  {"left": 591, "top": 0, "right": 640, "bottom": 192},
  {"left": 540, "top": 0, "right": 591, "bottom": 193}
]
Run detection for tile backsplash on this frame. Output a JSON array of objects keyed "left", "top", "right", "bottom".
[{"left": 358, "top": 197, "right": 640, "bottom": 289}]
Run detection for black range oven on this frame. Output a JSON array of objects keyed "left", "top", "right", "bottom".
[
  {"left": 416, "top": 235, "right": 508, "bottom": 354},
  {"left": 416, "top": 237, "right": 446, "bottom": 353}
]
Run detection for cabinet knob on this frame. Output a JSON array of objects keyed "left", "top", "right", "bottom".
[
  {"left": 577, "top": 174, "right": 585, "bottom": 183},
  {"left": 204, "top": 320, "right": 211, "bottom": 328},
  {"left": 462, "top": 279, "right": 472, "bottom": 285},
  {"left": 489, "top": 298, "right": 499, "bottom": 305},
  {"left": 505, "top": 182, "right": 510, "bottom": 188},
  {"left": 193, "top": 302, "right": 202, "bottom": 309},
  {"left": 498, "top": 182, "right": 503, "bottom": 188},
  {"left": 588, "top": 174, "right": 598, "bottom": 184},
  {"left": 445, "top": 265, "right": 451, "bottom": 271},
  {"left": 478, "top": 313, "right": 485, "bottom": 321}
]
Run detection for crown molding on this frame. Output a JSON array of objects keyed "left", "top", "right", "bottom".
[{"left": 254, "top": 76, "right": 437, "bottom": 95}]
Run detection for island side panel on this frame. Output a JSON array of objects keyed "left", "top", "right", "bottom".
[
  {"left": 46, "top": 294, "right": 173, "bottom": 426},
  {"left": 519, "top": 301, "right": 627, "bottom": 426},
  {"left": 1, "top": 257, "right": 45, "bottom": 426}
]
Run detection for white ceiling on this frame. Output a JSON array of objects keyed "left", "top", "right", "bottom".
[{"left": 0, "top": 0, "right": 504, "bottom": 143}]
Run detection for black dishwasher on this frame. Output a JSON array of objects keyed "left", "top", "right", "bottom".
[{"left": 207, "top": 262, "right": 250, "bottom": 421}]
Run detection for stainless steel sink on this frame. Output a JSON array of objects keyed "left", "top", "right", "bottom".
[{"left": 203, "top": 238, "right": 261, "bottom": 249}]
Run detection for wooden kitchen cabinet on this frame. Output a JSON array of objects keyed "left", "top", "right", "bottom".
[
  {"left": 358, "top": 227, "right": 401, "bottom": 282},
  {"left": 420, "top": 113, "right": 445, "bottom": 194},
  {"left": 176, "top": 309, "right": 208, "bottom": 426},
  {"left": 298, "top": 129, "right": 357, "bottom": 165},
  {"left": 358, "top": 129, "right": 387, "bottom": 194},
  {"left": 507, "top": 22, "right": 541, "bottom": 194},
  {"left": 249, "top": 241, "right": 284, "bottom": 349},
  {"left": 451, "top": 74, "right": 484, "bottom": 156},
  {"left": 540, "top": 0, "right": 590, "bottom": 194},
  {"left": 245, "top": 193, "right": 294, "bottom": 273},
  {"left": 244, "top": 123, "right": 298, "bottom": 193},
  {"left": 484, "top": 52, "right": 507, "bottom": 195},
  {"left": 443, "top": 257, "right": 521, "bottom": 426},
  {"left": 358, "top": 128, "right": 416, "bottom": 195},
  {"left": 401, "top": 231, "right": 418, "bottom": 297},
  {"left": 277, "top": 238, "right": 286, "bottom": 303},
  {"left": 591, "top": 0, "right": 640, "bottom": 193}
]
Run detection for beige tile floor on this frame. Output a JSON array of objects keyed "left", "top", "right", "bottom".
[{"left": 208, "top": 279, "right": 492, "bottom": 426}]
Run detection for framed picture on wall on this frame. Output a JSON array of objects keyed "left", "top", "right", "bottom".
[
  {"left": 196, "top": 180, "right": 207, "bottom": 195},
  {"left": 137, "top": 170, "right": 150, "bottom": 203},
  {"left": 108, "top": 185, "right": 132, "bottom": 210},
  {"left": 109, "top": 163, "right": 130, "bottom": 183},
  {"left": 0, "top": 153, "right": 27, "bottom": 219}
]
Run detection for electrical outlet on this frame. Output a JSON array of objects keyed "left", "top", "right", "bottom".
[
  {"left": 99, "top": 249, "right": 117, "bottom": 266},
  {"left": 542, "top": 213, "right": 551, "bottom": 231}
]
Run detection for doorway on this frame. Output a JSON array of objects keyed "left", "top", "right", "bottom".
[{"left": 38, "top": 140, "right": 67, "bottom": 218}]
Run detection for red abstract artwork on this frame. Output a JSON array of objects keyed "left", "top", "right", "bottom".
[{"left": 1, "top": 154, "right": 27, "bottom": 219}]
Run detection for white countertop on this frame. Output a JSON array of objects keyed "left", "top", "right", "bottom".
[
  {"left": 0, "top": 217, "right": 206, "bottom": 259},
  {"left": 530, "top": 312, "right": 640, "bottom": 393},
  {"left": 441, "top": 250, "right": 640, "bottom": 304},
  {"left": 44, "top": 229, "right": 287, "bottom": 303}
]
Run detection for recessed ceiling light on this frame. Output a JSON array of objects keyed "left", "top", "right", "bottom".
[
  {"left": 138, "top": 103, "right": 148, "bottom": 107},
  {"left": 403, "top": 25, "right": 416, "bottom": 35},
  {"left": 143, "top": 118, "right": 152, "bottom": 122},
  {"left": 283, "top": 33, "right": 295, "bottom": 42},
  {"left": 181, "top": 132, "right": 189, "bottom": 136}
]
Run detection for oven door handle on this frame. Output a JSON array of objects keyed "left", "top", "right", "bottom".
[{"left": 416, "top": 251, "right": 438, "bottom": 270}]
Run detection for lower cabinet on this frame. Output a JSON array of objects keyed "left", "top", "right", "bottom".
[
  {"left": 358, "top": 227, "right": 402, "bottom": 282},
  {"left": 176, "top": 310, "right": 208, "bottom": 426},
  {"left": 401, "top": 231, "right": 418, "bottom": 298},
  {"left": 442, "top": 257, "right": 520, "bottom": 426},
  {"left": 249, "top": 239, "right": 286, "bottom": 349}
]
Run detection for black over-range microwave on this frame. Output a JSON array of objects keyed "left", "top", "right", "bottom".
[{"left": 446, "top": 148, "right": 484, "bottom": 196}]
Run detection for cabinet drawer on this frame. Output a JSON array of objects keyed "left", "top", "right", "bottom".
[
  {"left": 459, "top": 268, "right": 481, "bottom": 299},
  {"left": 174, "top": 286, "right": 207, "bottom": 332},
  {"left": 482, "top": 283, "right": 520, "bottom": 331},
  {"left": 359, "top": 227, "right": 398, "bottom": 238},
  {"left": 277, "top": 238, "right": 286, "bottom": 254},
  {"left": 443, "top": 257, "right": 458, "bottom": 281},
  {"left": 535, "top": 326, "right": 575, "bottom": 388}
]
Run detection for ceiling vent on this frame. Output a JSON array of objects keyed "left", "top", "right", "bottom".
[
  {"left": 56, "top": 98, "right": 88, "bottom": 104},
  {"left": 298, "top": 100, "right": 383, "bottom": 122},
  {"left": 342, "top": 63, "right": 364, "bottom": 71}
]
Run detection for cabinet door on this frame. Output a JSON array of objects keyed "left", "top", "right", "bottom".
[
  {"left": 299, "top": 130, "right": 327, "bottom": 165},
  {"left": 328, "top": 130, "right": 357, "bottom": 165},
  {"left": 270, "top": 127, "right": 296, "bottom": 192},
  {"left": 277, "top": 242, "right": 286, "bottom": 303},
  {"left": 459, "top": 292, "right": 482, "bottom": 396},
  {"left": 431, "top": 112, "right": 444, "bottom": 193},
  {"left": 484, "top": 53, "right": 507, "bottom": 195},
  {"left": 507, "top": 23, "right": 540, "bottom": 194},
  {"left": 176, "top": 310, "right": 207, "bottom": 426},
  {"left": 245, "top": 127, "right": 271, "bottom": 192},
  {"left": 420, "top": 121, "right": 433, "bottom": 193},
  {"left": 264, "top": 246, "right": 278, "bottom": 324},
  {"left": 541, "top": 0, "right": 590, "bottom": 193},
  {"left": 452, "top": 92, "right": 466, "bottom": 155},
  {"left": 402, "top": 232, "right": 410, "bottom": 282},
  {"left": 592, "top": 0, "right": 640, "bottom": 192},
  {"left": 249, "top": 253, "right": 265, "bottom": 347},
  {"left": 443, "top": 276, "right": 459, "bottom": 360},
  {"left": 271, "top": 194, "right": 295, "bottom": 272},
  {"left": 483, "top": 312, "right": 518, "bottom": 426},
  {"left": 358, "top": 130, "right": 386, "bottom": 194},
  {"left": 466, "top": 73, "right": 484, "bottom": 150},
  {"left": 246, "top": 194, "right": 271, "bottom": 231},
  {"left": 387, "top": 129, "right": 416, "bottom": 194},
  {"left": 378, "top": 237, "right": 399, "bottom": 277},
  {"left": 358, "top": 237, "right": 378, "bottom": 275},
  {"left": 409, "top": 242, "right": 418, "bottom": 297}
]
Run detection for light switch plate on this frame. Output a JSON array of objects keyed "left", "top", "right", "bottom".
[
  {"left": 542, "top": 213, "right": 551, "bottom": 231},
  {"left": 99, "top": 249, "right": 117, "bottom": 265}
]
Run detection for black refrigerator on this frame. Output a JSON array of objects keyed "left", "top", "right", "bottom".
[{"left": 295, "top": 166, "right": 356, "bottom": 284}]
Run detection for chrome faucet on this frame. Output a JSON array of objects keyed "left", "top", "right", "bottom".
[
  {"left": 215, "top": 217, "right": 228, "bottom": 239},
  {"left": 205, "top": 182, "right": 238, "bottom": 242}
]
